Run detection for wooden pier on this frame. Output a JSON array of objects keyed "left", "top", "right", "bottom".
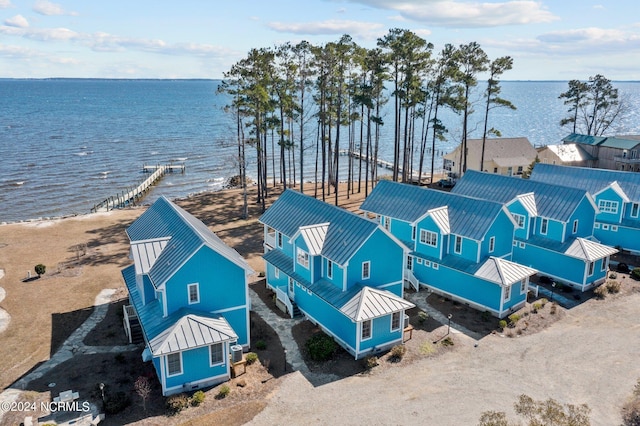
[
  {"left": 91, "top": 163, "right": 185, "bottom": 212},
  {"left": 338, "top": 149, "right": 443, "bottom": 184}
]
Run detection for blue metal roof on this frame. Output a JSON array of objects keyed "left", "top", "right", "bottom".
[
  {"left": 259, "top": 189, "right": 379, "bottom": 265},
  {"left": 360, "top": 180, "right": 505, "bottom": 241},
  {"left": 531, "top": 163, "right": 640, "bottom": 201},
  {"left": 452, "top": 170, "right": 589, "bottom": 222},
  {"left": 126, "top": 196, "right": 252, "bottom": 288}
]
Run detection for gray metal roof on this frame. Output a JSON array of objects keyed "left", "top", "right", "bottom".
[
  {"left": 475, "top": 257, "right": 537, "bottom": 287},
  {"left": 565, "top": 237, "right": 618, "bottom": 261},
  {"left": 339, "top": 287, "right": 415, "bottom": 322},
  {"left": 543, "top": 144, "right": 595, "bottom": 162},
  {"left": 360, "top": 180, "right": 506, "bottom": 241},
  {"left": 295, "top": 223, "right": 329, "bottom": 256},
  {"left": 259, "top": 189, "right": 380, "bottom": 265},
  {"left": 452, "top": 170, "right": 590, "bottom": 222},
  {"left": 126, "top": 196, "right": 253, "bottom": 288},
  {"left": 149, "top": 314, "right": 237, "bottom": 356},
  {"left": 530, "top": 163, "right": 640, "bottom": 202}
]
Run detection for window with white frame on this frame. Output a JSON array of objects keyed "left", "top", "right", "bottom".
[
  {"left": 327, "top": 260, "right": 333, "bottom": 279},
  {"left": 512, "top": 213, "right": 525, "bottom": 229},
  {"left": 540, "top": 218, "right": 548, "bottom": 235},
  {"left": 277, "top": 232, "right": 283, "bottom": 248},
  {"left": 420, "top": 229, "right": 438, "bottom": 247},
  {"left": 167, "top": 352, "right": 182, "bottom": 376},
  {"left": 601, "top": 258, "right": 608, "bottom": 272},
  {"left": 588, "top": 261, "right": 594, "bottom": 276},
  {"left": 210, "top": 343, "right": 223, "bottom": 366},
  {"left": 520, "top": 279, "right": 527, "bottom": 294},
  {"left": 391, "top": 312, "right": 401, "bottom": 331},
  {"left": 572, "top": 220, "right": 578, "bottom": 234},
  {"left": 594, "top": 223, "right": 601, "bottom": 229},
  {"left": 362, "top": 261, "right": 371, "bottom": 280},
  {"left": 612, "top": 225, "right": 618, "bottom": 232},
  {"left": 289, "top": 277, "right": 294, "bottom": 294},
  {"left": 274, "top": 267, "right": 280, "bottom": 279},
  {"left": 406, "top": 256, "right": 413, "bottom": 270},
  {"left": 503, "top": 284, "right": 511, "bottom": 303},
  {"left": 632, "top": 203, "right": 639, "bottom": 218},
  {"left": 598, "top": 200, "right": 619, "bottom": 214},
  {"left": 433, "top": 263, "right": 439, "bottom": 270},
  {"left": 454, "top": 235, "right": 462, "bottom": 254},
  {"left": 383, "top": 216, "right": 390, "bottom": 230},
  {"left": 602, "top": 224, "right": 610, "bottom": 230},
  {"left": 412, "top": 226, "right": 416, "bottom": 240},
  {"left": 489, "top": 236, "right": 495, "bottom": 253},
  {"left": 519, "top": 242, "right": 526, "bottom": 249},
  {"left": 187, "top": 283, "right": 199, "bottom": 304},
  {"left": 361, "top": 319, "right": 372, "bottom": 340},
  {"left": 296, "top": 248, "right": 309, "bottom": 268},
  {"left": 417, "top": 258, "right": 423, "bottom": 264},
  {"left": 425, "top": 260, "right": 431, "bottom": 267}
]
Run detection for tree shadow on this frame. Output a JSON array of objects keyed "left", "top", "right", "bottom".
[{"left": 50, "top": 306, "right": 94, "bottom": 356}]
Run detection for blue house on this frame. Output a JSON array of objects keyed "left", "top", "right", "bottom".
[
  {"left": 259, "top": 189, "right": 414, "bottom": 360},
  {"left": 531, "top": 163, "right": 640, "bottom": 253},
  {"left": 453, "top": 170, "right": 617, "bottom": 291},
  {"left": 361, "top": 180, "right": 536, "bottom": 318},
  {"left": 121, "top": 197, "right": 254, "bottom": 396}
]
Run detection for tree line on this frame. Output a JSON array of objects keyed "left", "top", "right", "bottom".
[{"left": 218, "top": 28, "right": 516, "bottom": 213}]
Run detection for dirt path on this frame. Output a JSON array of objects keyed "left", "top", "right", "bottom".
[{"left": 249, "top": 291, "right": 640, "bottom": 425}]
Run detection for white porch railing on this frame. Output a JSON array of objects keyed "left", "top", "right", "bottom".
[
  {"left": 276, "top": 286, "right": 295, "bottom": 319},
  {"left": 528, "top": 283, "right": 539, "bottom": 298},
  {"left": 404, "top": 269, "right": 419, "bottom": 292},
  {"left": 265, "top": 233, "right": 276, "bottom": 249},
  {"left": 123, "top": 305, "right": 137, "bottom": 344}
]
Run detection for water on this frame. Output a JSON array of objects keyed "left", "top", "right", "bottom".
[{"left": 1, "top": 79, "right": 639, "bottom": 223}]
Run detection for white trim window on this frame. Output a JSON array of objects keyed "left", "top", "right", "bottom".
[
  {"left": 512, "top": 213, "right": 525, "bottom": 229},
  {"left": 417, "top": 258, "right": 423, "bottom": 265},
  {"left": 361, "top": 319, "right": 372, "bottom": 340},
  {"left": 632, "top": 203, "right": 640, "bottom": 218},
  {"left": 187, "top": 283, "right": 200, "bottom": 305},
  {"left": 391, "top": 312, "right": 401, "bottom": 332},
  {"left": 296, "top": 248, "right": 309, "bottom": 268},
  {"left": 412, "top": 226, "right": 416, "bottom": 241},
  {"left": 362, "top": 261, "right": 371, "bottom": 280},
  {"left": 594, "top": 223, "right": 601, "bottom": 229},
  {"left": 489, "top": 236, "right": 495, "bottom": 253},
  {"left": 520, "top": 279, "right": 527, "bottom": 294},
  {"left": 274, "top": 267, "right": 280, "bottom": 279},
  {"left": 601, "top": 258, "right": 608, "bottom": 272},
  {"left": 383, "top": 216, "right": 391, "bottom": 231},
  {"left": 420, "top": 229, "right": 438, "bottom": 247},
  {"left": 602, "top": 224, "right": 610, "bottom": 231},
  {"left": 327, "top": 259, "right": 333, "bottom": 279},
  {"left": 406, "top": 256, "right": 413, "bottom": 270},
  {"left": 598, "top": 200, "right": 619, "bottom": 214},
  {"left": 277, "top": 232, "right": 283, "bottom": 248},
  {"left": 454, "top": 235, "right": 462, "bottom": 254},
  {"left": 167, "top": 352, "right": 182, "bottom": 376},
  {"left": 572, "top": 220, "right": 578, "bottom": 234},
  {"left": 210, "top": 343, "right": 224, "bottom": 366},
  {"left": 588, "top": 261, "right": 595, "bottom": 276},
  {"left": 433, "top": 263, "right": 439, "bottom": 270},
  {"left": 540, "top": 218, "right": 548, "bottom": 235},
  {"left": 503, "top": 285, "right": 512, "bottom": 303}
]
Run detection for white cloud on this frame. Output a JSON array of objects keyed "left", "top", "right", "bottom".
[
  {"left": 33, "top": 0, "right": 78, "bottom": 16},
  {"left": 345, "top": 0, "right": 558, "bottom": 27},
  {"left": 268, "top": 19, "right": 385, "bottom": 38},
  {"left": 0, "top": 0, "right": 12, "bottom": 9},
  {"left": 537, "top": 27, "right": 640, "bottom": 53},
  {"left": 4, "top": 14, "right": 28, "bottom": 28}
]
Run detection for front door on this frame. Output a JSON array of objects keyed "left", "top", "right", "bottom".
[{"left": 288, "top": 277, "right": 295, "bottom": 301}]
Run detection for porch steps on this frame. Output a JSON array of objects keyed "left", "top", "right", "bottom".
[
  {"left": 128, "top": 317, "right": 144, "bottom": 344},
  {"left": 290, "top": 302, "right": 302, "bottom": 318}
]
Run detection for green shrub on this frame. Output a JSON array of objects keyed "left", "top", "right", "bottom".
[
  {"left": 606, "top": 280, "right": 621, "bottom": 294},
  {"left": 34, "top": 263, "right": 46, "bottom": 277},
  {"left": 539, "top": 298, "right": 548, "bottom": 307},
  {"left": 389, "top": 344, "right": 406, "bottom": 362},
  {"left": 419, "top": 342, "right": 436, "bottom": 355},
  {"left": 631, "top": 268, "right": 640, "bottom": 281},
  {"left": 508, "top": 313, "right": 521, "bottom": 326},
  {"left": 609, "top": 272, "right": 618, "bottom": 279},
  {"left": 105, "top": 391, "right": 131, "bottom": 415},
  {"left": 305, "top": 332, "right": 338, "bottom": 362},
  {"left": 190, "top": 390, "right": 205, "bottom": 406},
  {"left": 365, "top": 356, "right": 378, "bottom": 370},
  {"left": 245, "top": 352, "right": 258, "bottom": 365},
  {"left": 498, "top": 320, "right": 507, "bottom": 330},
  {"left": 255, "top": 340, "right": 266, "bottom": 350},
  {"left": 217, "top": 385, "right": 230, "bottom": 399},
  {"left": 594, "top": 285, "right": 608, "bottom": 299},
  {"left": 418, "top": 311, "right": 429, "bottom": 324},
  {"left": 441, "top": 336, "right": 454, "bottom": 347},
  {"left": 166, "top": 393, "right": 189, "bottom": 415},
  {"left": 532, "top": 303, "right": 542, "bottom": 313}
]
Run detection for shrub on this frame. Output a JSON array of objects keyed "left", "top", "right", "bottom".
[
  {"left": 618, "top": 263, "right": 630, "bottom": 273},
  {"left": 245, "top": 352, "right": 258, "bottom": 365},
  {"left": 498, "top": 320, "right": 507, "bottom": 330},
  {"left": 389, "top": 344, "right": 406, "bottom": 362},
  {"left": 166, "top": 393, "right": 189, "bottom": 414},
  {"left": 417, "top": 311, "right": 429, "bottom": 324},
  {"left": 606, "top": 280, "right": 621, "bottom": 294},
  {"left": 419, "top": 342, "right": 436, "bottom": 355},
  {"left": 217, "top": 385, "right": 230, "bottom": 399},
  {"left": 255, "top": 340, "right": 266, "bottom": 350},
  {"left": 365, "top": 356, "right": 378, "bottom": 370},
  {"left": 508, "top": 313, "right": 521, "bottom": 326},
  {"left": 105, "top": 391, "right": 131, "bottom": 415},
  {"left": 539, "top": 298, "right": 548, "bottom": 307},
  {"left": 632, "top": 268, "right": 640, "bottom": 281},
  {"left": 532, "top": 303, "right": 542, "bottom": 313},
  {"left": 594, "top": 285, "right": 608, "bottom": 299},
  {"left": 34, "top": 263, "right": 46, "bottom": 277},
  {"left": 305, "top": 333, "right": 338, "bottom": 361},
  {"left": 550, "top": 303, "right": 557, "bottom": 315},
  {"left": 441, "top": 336, "right": 454, "bottom": 347},
  {"left": 609, "top": 272, "right": 618, "bottom": 279},
  {"left": 190, "top": 390, "right": 205, "bottom": 406}
]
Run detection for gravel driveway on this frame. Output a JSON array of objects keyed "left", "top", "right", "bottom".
[{"left": 249, "top": 291, "right": 640, "bottom": 425}]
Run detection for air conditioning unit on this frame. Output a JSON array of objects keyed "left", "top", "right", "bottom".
[
  {"left": 230, "top": 345, "right": 243, "bottom": 363},
  {"left": 403, "top": 314, "right": 410, "bottom": 329}
]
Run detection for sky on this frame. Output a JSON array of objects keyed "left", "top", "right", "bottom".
[{"left": 0, "top": 0, "right": 639, "bottom": 80}]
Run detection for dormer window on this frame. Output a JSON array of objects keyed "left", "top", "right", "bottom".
[{"left": 297, "top": 248, "right": 309, "bottom": 269}]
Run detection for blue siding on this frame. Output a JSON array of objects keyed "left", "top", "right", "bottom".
[
  {"left": 324, "top": 257, "right": 345, "bottom": 289},
  {"left": 389, "top": 217, "right": 414, "bottom": 246},
  {"left": 508, "top": 201, "right": 531, "bottom": 240},
  {"left": 163, "top": 345, "right": 229, "bottom": 390},
  {"left": 594, "top": 187, "right": 625, "bottom": 224},
  {"left": 359, "top": 315, "right": 403, "bottom": 352},
  {"left": 568, "top": 196, "right": 597, "bottom": 239},
  {"left": 266, "top": 262, "right": 288, "bottom": 290},
  {"left": 534, "top": 217, "right": 563, "bottom": 242},
  {"left": 141, "top": 274, "right": 156, "bottom": 305},
  {"left": 481, "top": 211, "right": 514, "bottom": 259},
  {"left": 415, "top": 216, "right": 443, "bottom": 259},
  {"left": 292, "top": 235, "right": 312, "bottom": 283},
  {"left": 448, "top": 234, "right": 479, "bottom": 262},
  {"left": 346, "top": 229, "right": 404, "bottom": 294},
  {"left": 595, "top": 223, "right": 640, "bottom": 251}
]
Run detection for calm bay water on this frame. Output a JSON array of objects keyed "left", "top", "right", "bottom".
[{"left": 1, "top": 79, "right": 639, "bottom": 223}]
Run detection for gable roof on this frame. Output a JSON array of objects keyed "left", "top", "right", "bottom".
[
  {"left": 541, "top": 144, "right": 595, "bottom": 162},
  {"left": 563, "top": 133, "right": 640, "bottom": 150},
  {"left": 149, "top": 314, "right": 237, "bottom": 356},
  {"left": 360, "top": 180, "right": 506, "bottom": 241},
  {"left": 126, "top": 196, "right": 253, "bottom": 288},
  {"left": 530, "top": 163, "right": 640, "bottom": 201},
  {"left": 293, "top": 223, "right": 329, "bottom": 256},
  {"left": 259, "top": 189, "right": 381, "bottom": 265},
  {"left": 340, "top": 287, "right": 415, "bottom": 322},
  {"left": 452, "top": 170, "right": 591, "bottom": 222},
  {"left": 444, "top": 137, "right": 537, "bottom": 168},
  {"left": 563, "top": 133, "right": 607, "bottom": 146},
  {"left": 565, "top": 237, "right": 618, "bottom": 262},
  {"left": 475, "top": 257, "right": 537, "bottom": 287}
]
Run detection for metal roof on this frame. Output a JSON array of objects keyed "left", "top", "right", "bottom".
[
  {"left": 599, "top": 137, "right": 640, "bottom": 150},
  {"left": 295, "top": 223, "right": 329, "bottom": 256},
  {"left": 130, "top": 238, "right": 170, "bottom": 275},
  {"left": 452, "top": 170, "right": 590, "bottom": 222},
  {"left": 513, "top": 193, "right": 537, "bottom": 217},
  {"left": 562, "top": 133, "right": 607, "bottom": 146},
  {"left": 543, "top": 144, "right": 595, "bottom": 162},
  {"left": 531, "top": 163, "right": 640, "bottom": 202},
  {"left": 475, "top": 257, "right": 537, "bottom": 287},
  {"left": 360, "top": 180, "right": 505, "bottom": 241},
  {"left": 126, "top": 196, "right": 253, "bottom": 288},
  {"left": 565, "top": 237, "right": 618, "bottom": 261},
  {"left": 563, "top": 133, "right": 640, "bottom": 149},
  {"left": 428, "top": 206, "right": 450, "bottom": 234},
  {"left": 149, "top": 314, "right": 237, "bottom": 356},
  {"left": 444, "top": 137, "right": 537, "bottom": 165},
  {"left": 339, "top": 287, "right": 415, "bottom": 322},
  {"left": 259, "top": 189, "right": 380, "bottom": 265}
]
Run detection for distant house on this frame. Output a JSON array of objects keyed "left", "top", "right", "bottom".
[
  {"left": 536, "top": 144, "right": 595, "bottom": 167},
  {"left": 563, "top": 133, "right": 640, "bottom": 171},
  {"left": 122, "top": 197, "right": 253, "bottom": 396},
  {"left": 531, "top": 163, "right": 640, "bottom": 253},
  {"left": 443, "top": 137, "right": 537, "bottom": 178},
  {"left": 452, "top": 171, "right": 617, "bottom": 291},
  {"left": 360, "top": 180, "right": 537, "bottom": 318},
  {"left": 259, "top": 189, "right": 414, "bottom": 360}
]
